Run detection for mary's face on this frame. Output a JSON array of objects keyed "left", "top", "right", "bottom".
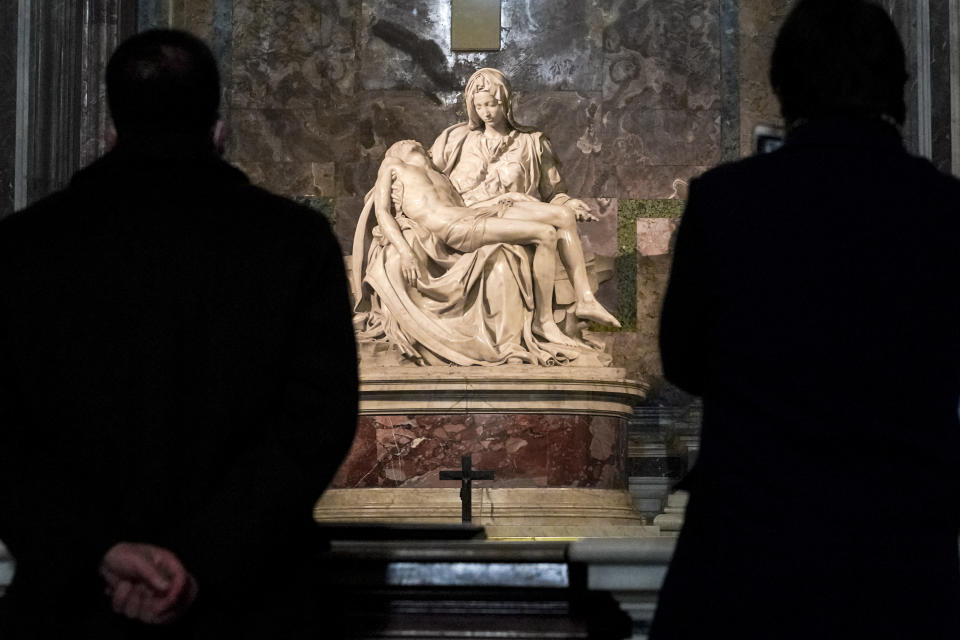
[{"left": 472, "top": 91, "right": 507, "bottom": 129}]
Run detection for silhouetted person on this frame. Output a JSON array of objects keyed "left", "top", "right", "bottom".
[
  {"left": 0, "top": 29, "right": 357, "bottom": 637},
  {"left": 652, "top": 1, "right": 960, "bottom": 638}
]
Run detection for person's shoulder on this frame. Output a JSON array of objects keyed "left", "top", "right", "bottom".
[
  {"left": 242, "top": 185, "right": 329, "bottom": 226},
  {"left": 0, "top": 188, "right": 73, "bottom": 246},
  {"left": 687, "top": 155, "right": 768, "bottom": 193},
  {"left": 223, "top": 184, "right": 337, "bottom": 251},
  {"left": 903, "top": 153, "right": 960, "bottom": 192},
  {"left": 901, "top": 156, "right": 960, "bottom": 226}
]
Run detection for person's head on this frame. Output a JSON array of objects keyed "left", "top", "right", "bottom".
[
  {"left": 771, "top": 0, "right": 907, "bottom": 127},
  {"left": 464, "top": 68, "right": 524, "bottom": 132},
  {"left": 106, "top": 29, "right": 222, "bottom": 146},
  {"left": 385, "top": 139, "right": 428, "bottom": 163}
]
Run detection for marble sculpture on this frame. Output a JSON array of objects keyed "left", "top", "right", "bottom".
[{"left": 352, "top": 68, "right": 618, "bottom": 366}]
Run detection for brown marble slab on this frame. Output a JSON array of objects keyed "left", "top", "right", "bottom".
[
  {"left": 332, "top": 413, "right": 628, "bottom": 491},
  {"left": 604, "top": 106, "right": 722, "bottom": 167}
]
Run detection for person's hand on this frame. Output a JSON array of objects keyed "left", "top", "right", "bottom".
[
  {"left": 399, "top": 252, "right": 421, "bottom": 288},
  {"left": 100, "top": 542, "right": 198, "bottom": 625},
  {"left": 565, "top": 198, "right": 598, "bottom": 222}
]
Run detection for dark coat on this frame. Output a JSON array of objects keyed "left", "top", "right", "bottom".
[
  {"left": 652, "top": 117, "right": 960, "bottom": 639},
  {"left": 0, "top": 144, "right": 358, "bottom": 637}
]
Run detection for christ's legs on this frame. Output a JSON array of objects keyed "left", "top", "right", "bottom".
[
  {"left": 501, "top": 202, "right": 620, "bottom": 328},
  {"left": 472, "top": 217, "right": 580, "bottom": 346}
]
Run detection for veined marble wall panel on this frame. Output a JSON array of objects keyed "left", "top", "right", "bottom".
[
  {"left": 738, "top": 0, "right": 794, "bottom": 155},
  {"left": 215, "top": 0, "right": 724, "bottom": 204},
  {"left": 605, "top": 107, "right": 720, "bottom": 167},
  {"left": 578, "top": 197, "right": 619, "bottom": 257},
  {"left": 230, "top": 108, "right": 332, "bottom": 163},
  {"left": 356, "top": 0, "right": 720, "bottom": 198},
  {"left": 359, "top": 1, "right": 458, "bottom": 93},
  {"left": 489, "top": 0, "right": 605, "bottom": 91},
  {"left": 177, "top": 0, "right": 216, "bottom": 42},
  {"left": 228, "top": 87, "right": 459, "bottom": 251},
  {"left": 510, "top": 90, "right": 605, "bottom": 196},
  {"left": 600, "top": 0, "right": 720, "bottom": 111},
  {"left": 231, "top": 0, "right": 359, "bottom": 110},
  {"left": 359, "top": 0, "right": 603, "bottom": 94},
  {"left": 230, "top": 94, "right": 452, "bottom": 172},
  {"left": 596, "top": 0, "right": 721, "bottom": 197},
  {"left": 79, "top": 1, "right": 138, "bottom": 167},
  {"left": 334, "top": 91, "right": 458, "bottom": 196},
  {"left": 237, "top": 162, "right": 317, "bottom": 200},
  {"left": 635, "top": 252, "right": 671, "bottom": 378}
]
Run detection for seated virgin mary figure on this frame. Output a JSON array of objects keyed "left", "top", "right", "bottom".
[
  {"left": 351, "top": 141, "right": 618, "bottom": 366},
  {"left": 431, "top": 68, "right": 592, "bottom": 217},
  {"left": 431, "top": 68, "right": 606, "bottom": 326}
]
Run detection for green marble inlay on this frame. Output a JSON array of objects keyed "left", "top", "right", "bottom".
[
  {"left": 614, "top": 199, "right": 686, "bottom": 332},
  {"left": 294, "top": 195, "right": 336, "bottom": 226},
  {"left": 619, "top": 199, "right": 686, "bottom": 219}
]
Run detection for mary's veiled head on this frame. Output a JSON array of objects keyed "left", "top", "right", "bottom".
[{"left": 464, "top": 68, "right": 525, "bottom": 132}]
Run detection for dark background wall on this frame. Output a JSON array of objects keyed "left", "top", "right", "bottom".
[{"left": 2, "top": 0, "right": 956, "bottom": 404}]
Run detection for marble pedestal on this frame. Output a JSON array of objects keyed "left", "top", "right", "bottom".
[{"left": 314, "top": 366, "right": 653, "bottom": 538}]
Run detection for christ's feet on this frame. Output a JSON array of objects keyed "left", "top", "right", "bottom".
[
  {"left": 533, "top": 320, "right": 582, "bottom": 348},
  {"left": 575, "top": 299, "right": 621, "bottom": 328}
]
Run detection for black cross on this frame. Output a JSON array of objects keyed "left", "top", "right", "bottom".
[{"left": 439, "top": 455, "right": 495, "bottom": 524}]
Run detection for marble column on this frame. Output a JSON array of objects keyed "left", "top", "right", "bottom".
[
  {"left": 79, "top": 0, "right": 139, "bottom": 167},
  {"left": 928, "top": 0, "right": 954, "bottom": 175},
  {"left": 14, "top": 0, "right": 136, "bottom": 209},
  {"left": 719, "top": 0, "right": 740, "bottom": 161},
  {"left": 0, "top": 2, "right": 16, "bottom": 218},
  {"left": 18, "top": 0, "right": 85, "bottom": 206}
]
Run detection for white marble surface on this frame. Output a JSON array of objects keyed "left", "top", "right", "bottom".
[{"left": 358, "top": 365, "right": 647, "bottom": 416}]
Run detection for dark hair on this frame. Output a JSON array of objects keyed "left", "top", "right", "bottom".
[
  {"left": 770, "top": 0, "right": 907, "bottom": 126},
  {"left": 106, "top": 29, "right": 220, "bottom": 136}
]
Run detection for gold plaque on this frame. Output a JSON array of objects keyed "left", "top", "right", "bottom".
[{"left": 451, "top": 0, "right": 501, "bottom": 51}]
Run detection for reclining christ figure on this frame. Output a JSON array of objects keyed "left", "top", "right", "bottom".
[{"left": 375, "top": 139, "right": 619, "bottom": 348}]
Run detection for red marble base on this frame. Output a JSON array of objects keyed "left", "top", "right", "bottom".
[{"left": 331, "top": 413, "right": 628, "bottom": 491}]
